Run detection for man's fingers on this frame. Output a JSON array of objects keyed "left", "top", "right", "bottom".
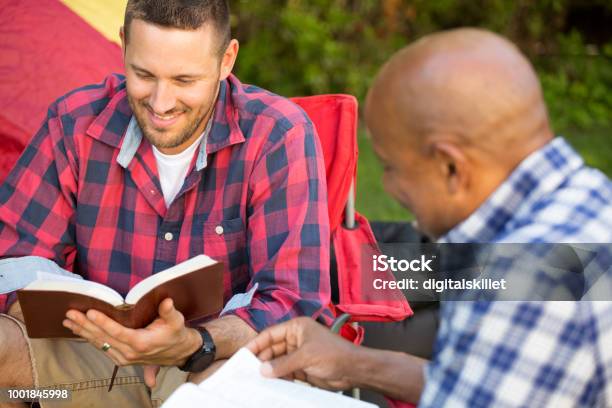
[
  {"left": 257, "top": 341, "right": 288, "bottom": 362},
  {"left": 104, "top": 346, "right": 129, "bottom": 366},
  {"left": 63, "top": 312, "right": 135, "bottom": 359},
  {"left": 85, "top": 309, "right": 137, "bottom": 343},
  {"left": 260, "top": 350, "right": 307, "bottom": 379},
  {"left": 157, "top": 298, "right": 184, "bottom": 328},
  {"left": 63, "top": 316, "right": 99, "bottom": 342},
  {"left": 246, "top": 320, "right": 293, "bottom": 355},
  {"left": 144, "top": 365, "right": 160, "bottom": 388}
]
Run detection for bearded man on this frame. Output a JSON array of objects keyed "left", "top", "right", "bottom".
[{"left": 0, "top": 1, "right": 331, "bottom": 406}]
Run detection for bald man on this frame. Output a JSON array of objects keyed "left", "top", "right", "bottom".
[{"left": 246, "top": 28, "right": 612, "bottom": 407}]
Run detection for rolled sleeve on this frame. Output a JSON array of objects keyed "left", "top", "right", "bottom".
[
  {"left": 223, "top": 122, "right": 332, "bottom": 332},
  {"left": 0, "top": 256, "right": 82, "bottom": 313}
]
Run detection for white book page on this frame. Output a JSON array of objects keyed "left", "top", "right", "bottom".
[
  {"left": 23, "top": 277, "right": 125, "bottom": 307},
  {"left": 162, "top": 348, "right": 377, "bottom": 408},
  {"left": 125, "top": 254, "right": 217, "bottom": 304},
  {"left": 34, "top": 271, "right": 84, "bottom": 282},
  {"left": 161, "top": 383, "right": 238, "bottom": 407}
]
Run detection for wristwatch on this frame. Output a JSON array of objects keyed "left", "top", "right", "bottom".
[{"left": 179, "top": 326, "right": 216, "bottom": 372}]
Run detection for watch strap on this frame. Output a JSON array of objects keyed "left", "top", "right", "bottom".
[{"left": 179, "top": 326, "right": 216, "bottom": 372}]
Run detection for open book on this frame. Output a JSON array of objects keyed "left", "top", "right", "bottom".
[
  {"left": 162, "top": 348, "right": 377, "bottom": 408},
  {"left": 17, "top": 255, "right": 224, "bottom": 338}
]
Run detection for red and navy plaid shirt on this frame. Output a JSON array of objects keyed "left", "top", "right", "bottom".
[{"left": 0, "top": 74, "right": 332, "bottom": 331}]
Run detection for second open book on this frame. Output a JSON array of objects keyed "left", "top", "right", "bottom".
[{"left": 163, "top": 348, "right": 377, "bottom": 408}]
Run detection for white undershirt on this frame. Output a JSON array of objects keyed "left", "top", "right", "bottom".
[{"left": 152, "top": 133, "right": 205, "bottom": 207}]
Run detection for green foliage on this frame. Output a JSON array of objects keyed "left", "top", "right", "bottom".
[
  {"left": 232, "top": 0, "right": 612, "bottom": 128},
  {"left": 538, "top": 31, "right": 612, "bottom": 130},
  {"left": 232, "top": 0, "right": 389, "bottom": 99},
  {"left": 231, "top": 0, "right": 612, "bottom": 221}
]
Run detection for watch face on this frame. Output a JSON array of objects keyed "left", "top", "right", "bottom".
[
  {"left": 181, "top": 327, "right": 216, "bottom": 373},
  {"left": 188, "top": 349, "right": 215, "bottom": 372}
]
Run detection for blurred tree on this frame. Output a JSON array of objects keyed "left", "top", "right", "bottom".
[{"left": 231, "top": 0, "right": 612, "bottom": 130}]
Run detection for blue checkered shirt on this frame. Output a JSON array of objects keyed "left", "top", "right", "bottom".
[{"left": 420, "top": 137, "right": 612, "bottom": 407}]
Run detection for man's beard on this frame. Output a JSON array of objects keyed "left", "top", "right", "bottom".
[{"left": 128, "top": 96, "right": 207, "bottom": 150}]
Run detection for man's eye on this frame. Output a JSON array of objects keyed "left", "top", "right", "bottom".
[
  {"left": 136, "top": 72, "right": 153, "bottom": 80},
  {"left": 176, "top": 79, "right": 195, "bottom": 85}
]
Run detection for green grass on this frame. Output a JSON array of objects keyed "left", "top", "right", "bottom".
[{"left": 355, "top": 127, "right": 612, "bottom": 222}]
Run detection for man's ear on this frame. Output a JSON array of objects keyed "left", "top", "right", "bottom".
[
  {"left": 219, "top": 39, "right": 239, "bottom": 81},
  {"left": 119, "top": 26, "right": 126, "bottom": 56},
  {"left": 431, "top": 141, "right": 469, "bottom": 194}
]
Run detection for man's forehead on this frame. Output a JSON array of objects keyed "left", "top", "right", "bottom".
[
  {"left": 126, "top": 18, "right": 217, "bottom": 55},
  {"left": 124, "top": 19, "right": 219, "bottom": 74}
]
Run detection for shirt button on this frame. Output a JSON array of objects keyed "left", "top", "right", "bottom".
[
  {"left": 215, "top": 225, "right": 224, "bottom": 235},
  {"left": 164, "top": 232, "right": 173, "bottom": 241}
]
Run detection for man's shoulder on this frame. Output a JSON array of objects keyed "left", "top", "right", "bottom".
[
  {"left": 228, "top": 76, "right": 313, "bottom": 132},
  {"left": 51, "top": 74, "right": 126, "bottom": 120},
  {"left": 504, "top": 165, "right": 612, "bottom": 243}
]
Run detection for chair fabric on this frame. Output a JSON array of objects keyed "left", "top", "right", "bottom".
[
  {"left": 290, "top": 94, "right": 358, "bottom": 233},
  {"left": 292, "top": 96, "right": 412, "bottom": 323},
  {"left": 333, "top": 213, "right": 413, "bottom": 321}
]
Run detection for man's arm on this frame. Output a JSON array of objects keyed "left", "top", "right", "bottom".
[
  {"left": 181, "top": 315, "right": 258, "bottom": 384},
  {"left": 351, "top": 347, "right": 425, "bottom": 403},
  {"left": 247, "top": 317, "right": 426, "bottom": 404},
  {"left": 223, "top": 120, "right": 333, "bottom": 332},
  {"left": 0, "top": 100, "right": 79, "bottom": 313},
  {"left": 199, "top": 315, "right": 256, "bottom": 361}
]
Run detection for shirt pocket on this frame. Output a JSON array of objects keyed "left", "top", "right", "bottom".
[{"left": 200, "top": 217, "right": 249, "bottom": 299}]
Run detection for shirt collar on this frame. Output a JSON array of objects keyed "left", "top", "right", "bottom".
[
  {"left": 439, "top": 137, "right": 583, "bottom": 243},
  {"left": 87, "top": 75, "right": 246, "bottom": 170},
  {"left": 117, "top": 112, "right": 213, "bottom": 171}
]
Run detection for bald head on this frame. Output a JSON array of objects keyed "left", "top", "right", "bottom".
[
  {"left": 366, "top": 28, "right": 553, "bottom": 164},
  {"left": 365, "top": 29, "right": 554, "bottom": 238}
]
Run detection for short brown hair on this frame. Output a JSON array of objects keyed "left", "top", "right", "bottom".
[{"left": 124, "top": 0, "right": 231, "bottom": 55}]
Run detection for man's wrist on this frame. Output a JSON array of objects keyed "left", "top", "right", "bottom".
[
  {"left": 177, "top": 328, "right": 203, "bottom": 367},
  {"left": 349, "top": 347, "right": 426, "bottom": 403},
  {"left": 201, "top": 315, "right": 257, "bottom": 360},
  {"left": 348, "top": 345, "right": 379, "bottom": 389}
]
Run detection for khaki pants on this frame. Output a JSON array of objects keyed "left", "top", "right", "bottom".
[{"left": 1, "top": 314, "right": 188, "bottom": 408}]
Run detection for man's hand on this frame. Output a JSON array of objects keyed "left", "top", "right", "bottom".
[
  {"left": 246, "top": 317, "right": 359, "bottom": 391},
  {"left": 247, "top": 317, "right": 426, "bottom": 403},
  {"left": 63, "top": 298, "right": 201, "bottom": 386}
]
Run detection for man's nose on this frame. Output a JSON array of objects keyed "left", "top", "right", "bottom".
[{"left": 149, "top": 81, "right": 176, "bottom": 114}]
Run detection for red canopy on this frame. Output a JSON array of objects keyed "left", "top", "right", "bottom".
[{"left": 0, "top": 0, "right": 124, "bottom": 183}]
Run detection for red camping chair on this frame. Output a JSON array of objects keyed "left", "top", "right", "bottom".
[
  {"left": 290, "top": 95, "right": 413, "bottom": 329},
  {"left": 292, "top": 95, "right": 413, "bottom": 404}
]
